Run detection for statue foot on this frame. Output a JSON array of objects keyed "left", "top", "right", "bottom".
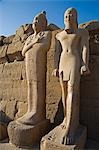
[
  {"left": 44, "top": 122, "right": 67, "bottom": 144},
  {"left": 16, "top": 112, "right": 44, "bottom": 125},
  {"left": 47, "top": 126, "right": 74, "bottom": 145},
  {"left": 44, "top": 118, "right": 75, "bottom": 145}
]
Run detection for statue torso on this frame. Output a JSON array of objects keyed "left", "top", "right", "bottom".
[
  {"left": 56, "top": 29, "right": 82, "bottom": 83},
  {"left": 25, "top": 31, "right": 51, "bottom": 81},
  {"left": 56, "top": 30, "right": 81, "bottom": 57}
]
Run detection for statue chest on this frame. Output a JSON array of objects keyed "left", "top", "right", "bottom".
[{"left": 59, "top": 33, "right": 81, "bottom": 49}]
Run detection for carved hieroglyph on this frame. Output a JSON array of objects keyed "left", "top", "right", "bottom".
[{"left": 41, "top": 8, "right": 90, "bottom": 148}]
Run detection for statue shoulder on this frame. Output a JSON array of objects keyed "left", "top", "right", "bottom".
[{"left": 55, "top": 30, "right": 64, "bottom": 40}]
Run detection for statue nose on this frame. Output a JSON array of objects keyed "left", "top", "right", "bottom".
[{"left": 68, "top": 15, "right": 71, "bottom": 21}]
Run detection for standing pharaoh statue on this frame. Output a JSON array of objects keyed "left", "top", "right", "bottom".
[
  {"left": 41, "top": 7, "right": 90, "bottom": 148},
  {"left": 17, "top": 11, "right": 52, "bottom": 125},
  {"left": 8, "top": 11, "right": 52, "bottom": 147}
]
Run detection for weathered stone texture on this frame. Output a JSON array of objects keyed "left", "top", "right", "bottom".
[
  {"left": 46, "top": 30, "right": 61, "bottom": 122},
  {"left": 80, "top": 56, "right": 99, "bottom": 140},
  {"left": 0, "top": 62, "right": 27, "bottom": 121},
  {"left": 79, "top": 21, "right": 99, "bottom": 140},
  {"left": 0, "top": 21, "right": 99, "bottom": 141}
]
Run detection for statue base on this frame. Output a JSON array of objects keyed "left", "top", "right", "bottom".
[
  {"left": 8, "top": 119, "right": 50, "bottom": 148},
  {"left": 40, "top": 125, "right": 87, "bottom": 150}
]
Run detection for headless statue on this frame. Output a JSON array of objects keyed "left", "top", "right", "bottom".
[
  {"left": 17, "top": 11, "right": 51, "bottom": 125},
  {"left": 49, "top": 8, "right": 90, "bottom": 145}
]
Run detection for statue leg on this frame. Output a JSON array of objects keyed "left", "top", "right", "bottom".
[
  {"left": 17, "top": 80, "right": 46, "bottom": 125},
  {"left": 62, "top": 81, "right": 80, "bottom": 144},
  {"left": 59, "top": 75, "right": 68, "bottom": 117},
  {"left": 43, "top": 78, "right": 68, "bottom": 144}
]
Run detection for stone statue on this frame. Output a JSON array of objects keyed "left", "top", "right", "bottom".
[
  {"left": 8, "top": 11, "right": 52, "bottom": 147},
  {"left": 41, "top": 8, "right": 90, "bottom": 148},
  {"left": 17, "top": 11, "right": 52, "bottom": 125}
]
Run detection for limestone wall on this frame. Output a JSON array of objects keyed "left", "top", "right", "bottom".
[
  {"left": 80, "top": 21, "right": 99, "bottom": 140},
  {"left": 0, "top": 24, "right": 33, "bottom": 121},
  {"left": 0, "top": 21, "right": 99, "bottom": 141}
]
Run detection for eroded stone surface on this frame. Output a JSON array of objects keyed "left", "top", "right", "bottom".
[
  {"left": 0, "top": 20, "right": 99, "bottom": 143},
  {"left": 43, "top": 8, "right": 89, "bottom": 148},
  {"left": 41, "top": 125, "right": 86, "bottom": 150},
  {"left": 8, "top": 119, "right": 50, "bottom": 147}
]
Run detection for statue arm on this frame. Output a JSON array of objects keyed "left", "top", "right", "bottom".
[
  {"left": 22, "top": 37, "right": 31, "bottom": 56},
  {"left": 52, "top": 34, "right": 62, "bottom": 77},
  {"left": 54, "top": 35, "right": 62, "bottom": 69},
  {"left": 22, "top": 36, "right": 35, "bottom": 56},
  {"left": 82, "top": 30, "right": 89, "bottom": 67},
  {"left": 81, "top": 30, "right": 90, "bottom": 75}
]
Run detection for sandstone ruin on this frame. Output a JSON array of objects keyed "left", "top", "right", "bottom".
[{"left": 0, "top": 16, "right": 99, "bottom": 149}]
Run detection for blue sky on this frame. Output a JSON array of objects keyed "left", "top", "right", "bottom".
[{"left": 0, "top": 0, "right": 99, "bottom": 36}]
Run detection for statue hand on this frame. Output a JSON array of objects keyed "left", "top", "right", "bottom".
[
  {"left": 81, "top": 65, "right": 90, "bottom": 75},
  {"left": 52, "top": 69, "right": 59, "bottom": 77}
]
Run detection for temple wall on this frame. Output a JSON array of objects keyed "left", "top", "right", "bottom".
[{"left": 0, "top": 21, "right": 99, "bottom": 140}]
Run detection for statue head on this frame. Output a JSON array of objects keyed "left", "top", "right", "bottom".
[
  {"left": 32, "top": 11, "right": 47, "bottom": 32},
  {"left": 64, "top": 8, "right": 78, "bottom": 29}
]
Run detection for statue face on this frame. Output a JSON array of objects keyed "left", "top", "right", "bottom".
[
  {"left": 32, "top": 13, "right": 47, "bottom": 32},
  {"left": 64, "top": 8, "right": 77, "bottom": 27},
  {"left": 32, "top": 16, "right": 41, "bottom": 32}
]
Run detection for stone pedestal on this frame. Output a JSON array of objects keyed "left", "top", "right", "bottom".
[
  {"left": 8, "top": 119, "right": 50, "bottom": 148},
  {"left": 40, "top": 125, "right": 87, "bottom": 150}
]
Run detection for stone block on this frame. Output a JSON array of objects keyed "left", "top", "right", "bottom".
[
  {"left": 0, "top": 61, "right": 25, "bottom": 80},
  {"left": 8, "top": 119, "right": 50, "bottom": 148},
  {"left": 0, "top": 45, "right": 8, "bottom": 58},
  {"left": 3, "top": 35, "right": 15, "bottom": 44},
  {"left": 0, "top": 36, "right": 6, "bottom": 46},
  {"left": 79, "top": 21, "right": 99, "bottom": 31},
  {"left": 5, "top": 100, "right": 17, "bottom": 120},
  {"left": 0, "top": 45, "right": 8, "bottom": 64},
  {"left": 0, "top": 79, "right": 27, "bottom": 103},
  {"left": 0, "top": 80, "right": 13, "bottom": 100},
  {"left": 7, "top": 42, "right": 24, "bottom": 62},
  {"left": 0, "top": 100, "right": 7, "bottom": 112},
  {"left": 47, "top": 24, "right": 60, "bottom": 31}
]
